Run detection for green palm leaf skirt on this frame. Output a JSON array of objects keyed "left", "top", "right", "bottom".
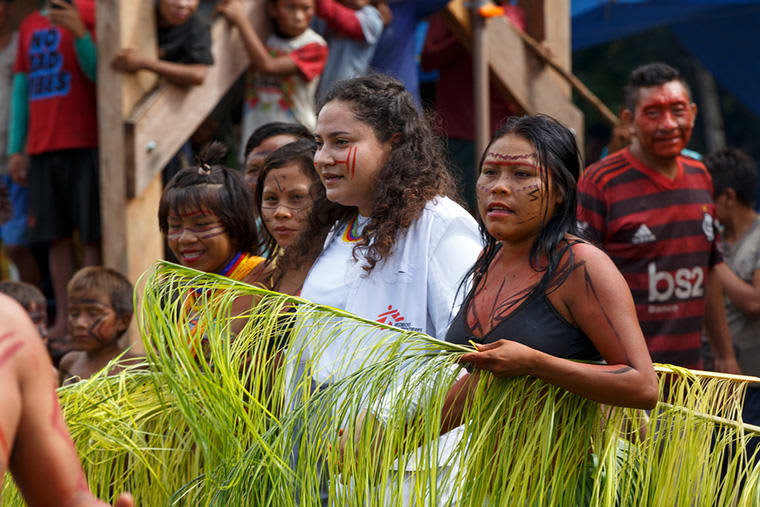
[{"left": 4, "top": 261, "right": 760, "bottom": 506}]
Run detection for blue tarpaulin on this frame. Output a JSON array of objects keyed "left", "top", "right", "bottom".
[{"left": 572, "top": 1, "right": 760, "bottom": 117}]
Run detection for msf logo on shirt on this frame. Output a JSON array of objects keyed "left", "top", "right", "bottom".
[
  {"left": 28, "top": 28, "right": 71, "bottom": 101},
  {"left": 648, "top": 262, "right": 704, "bottom": 303},
  {"left": 377, "top": 305, "right": 404, "bottom": 325}
]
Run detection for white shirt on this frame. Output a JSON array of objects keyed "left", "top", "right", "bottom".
[{"left": 300, "top": 196, "right": 482, "bottom": 384}]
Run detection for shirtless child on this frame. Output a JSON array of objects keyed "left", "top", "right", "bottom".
[
  {"left": 0, "top": 294, "right": 132, "bottom": 505},
  {"left": 59, "top": 267, "right": 136, "bottom": 385}
]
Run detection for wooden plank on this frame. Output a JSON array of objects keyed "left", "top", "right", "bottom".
[
  {"left": 119, "top": 0, "right": 159, "bottom": 115},
  {"left": 442, "top": 2, "right": 584, "bottom": 145},
  {"left": 97, "top": 0, "right": 128, "bottom": 276},
  {"left": 126, "top": 0, "right": 267, "bottom": 198},
  {"left": 98, "top": 0, "right": 163, "bottom": 313},
  {"left": 519, "top": 0, "right": 572, "bottom": 97},
  {"left": 510, "top": 25, "right": 617, "bottom": 126}
]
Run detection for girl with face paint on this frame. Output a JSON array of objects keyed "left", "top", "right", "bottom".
[
  {"left": 441, "top": 115, "right": 657, "bottom": 436},
  {"left": 255, "top": 139, "right": 324, "bottom": 295},
  {"left": 158, "top": 142, "right": 268, "bottom": 337}
]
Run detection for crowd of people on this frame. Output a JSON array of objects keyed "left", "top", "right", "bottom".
[{"left": 0, "top": 0, "right": 758, "bottom": 504}]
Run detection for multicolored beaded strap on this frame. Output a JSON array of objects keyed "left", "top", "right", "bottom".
[{"left": 342, "top": 215, "right": 363, "bottom": 243}]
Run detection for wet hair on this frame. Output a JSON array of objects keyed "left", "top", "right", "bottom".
[
  {"left": 255, "top": 138, "right": 321, "bottom": 256},
  {"left": 67, "top": 266, "right": 134, "bottom": 318},
  {"left": 243, "top": 122, "right": 314, "bottom": 159},
  {"left": 463, "top": 114, "right": 583, "bottom": 307},
  {"left": 0, "top": 281, "right": 45, "bottom": 312},
  {"left": 288, "top": 74, "right": 456, "bottom": 274},
  {"left": 624, "top": 62, "right": 692, "bottom": 112},
  {"left": 158, "top": 142, "right": 260, "bottom": 255},
  {"left": 705, "top": 148, "right": 758, "bottom": 207}
]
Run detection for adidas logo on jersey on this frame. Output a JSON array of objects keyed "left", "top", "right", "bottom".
[{"left": 632, "top": 224, "right": 656, "bottom": 244}]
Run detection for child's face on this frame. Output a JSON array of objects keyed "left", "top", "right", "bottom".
[
  {"left": 260, "top": 163, "right": 314, "bottom": 248},
  {"left": 245, "top": 134, "right": 301, "bottom": 194},
  {"left": 28, "top": 301, "right": 49, "bottom": 345},
  {"left": 68, "top": 290, "right": 129, "bottom": 352},
  {"left": 269, "top": 0, "right": 315, "bottom": 38},
  {"left": 166, "top": 208, "right": 237, "bottom": 273},
  {"left": 157, "top": 0, "right": 200, "bottom": 26}
]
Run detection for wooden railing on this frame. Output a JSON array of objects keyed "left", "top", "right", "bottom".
[
  {"left": 96, "top": 0, "right": 266, "bottom": 281},
  {"left": 442, "top": 0, "right": 586, "bottom": 146}
]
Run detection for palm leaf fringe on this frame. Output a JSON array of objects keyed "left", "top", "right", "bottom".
[{"left": 4, "top": 260, "right": 760, "bottom": 505}]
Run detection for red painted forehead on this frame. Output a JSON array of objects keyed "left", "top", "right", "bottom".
[{"left": 634, "top": 81, "right": 691, "bottom": 112}]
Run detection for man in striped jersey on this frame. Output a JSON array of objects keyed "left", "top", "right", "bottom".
[{"left": 577, "top": 63, "right": 740, "bottom": 373}]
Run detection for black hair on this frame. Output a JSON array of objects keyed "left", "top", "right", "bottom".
[
  {"left": 243, "top": 122, "right": 314, "bottom": 159},
  {"left": 704, "top": 148, "right": 758, "bottom": 207},
  {"left": 623, "top": 62, "right": 692, "bottom": 112},
  {"left": 463, "top": 114, "right": 583, "bottom": 310},
  {"left": 67, "top": 266, "right": 134, "bottom": 318},
  {"left": 158, "top": 142, "right": 260, "bottom": 254},
  {"left": 290, "top": 74, "right": 456, "bottom": 274},
  {"left": 0, "top": 281, "right": 45, "bottom": 312},
  {"left": 255, "top": 138, "right": 320, "bottom": 256}
]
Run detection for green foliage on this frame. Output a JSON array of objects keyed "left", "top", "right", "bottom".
[{"left": 4, "top": 261, "right": 760, "bottom": 505}]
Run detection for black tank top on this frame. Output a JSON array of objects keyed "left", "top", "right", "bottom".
[{"left": 446, "top": 289, "right": 602, "bottom": 362}]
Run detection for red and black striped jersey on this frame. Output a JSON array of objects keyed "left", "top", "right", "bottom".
[{"left": 577, "top": 148, "right": 722, "bottom": 369}]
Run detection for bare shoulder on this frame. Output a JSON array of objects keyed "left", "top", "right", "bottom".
[
  {"left": 58, "top": 350, "right": 80, "bottom": 372},
  {"left": 58, "top": 351, "right": 84, "bottom": 384},
  {"left": 556, "top": 238, "right": 629, "bottom": 297}
]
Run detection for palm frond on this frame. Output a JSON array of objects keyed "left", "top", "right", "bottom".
[{"left": 4, "top": 260, "right": 760, "bottom": 506}]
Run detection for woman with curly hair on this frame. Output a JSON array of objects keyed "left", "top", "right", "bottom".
[
  {"left": 287, "top": 72, "right": 481, "bottom": 504},
  {"left": 295, "top": 73, "right": 482, "bottom": 363}
]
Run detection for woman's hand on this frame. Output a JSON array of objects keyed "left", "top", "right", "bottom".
[{"left": 460, "top": 339, "right": 538, "bottom": 377}]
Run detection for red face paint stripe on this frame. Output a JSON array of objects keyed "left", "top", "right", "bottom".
[
  {"left": 50, "top": 390, "right": 88, "bottom": 491},
  {"left": 0, "top": 331, "right": 13, "bottom": 345},
  {"left": 168, "top": 210, "right": 213, "bottom": 218},
  {"left": 0, "top": 341, "right": 23, "bottom": 368},
  {"left": 0, "top": 426, "right": 9, "bottom": 460},
  {"left": 486, "top": 152, "right": 536, "bottom": 161},
  {"left": 484, "top": 161, "right": 540, "bottom": 169},
  {"left": 351, "top": 146, "right": 358, "bottom": 178}
]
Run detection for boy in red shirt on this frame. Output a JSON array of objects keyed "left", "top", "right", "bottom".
[{"left": 8, "top": 0, "right": 100, "bottom": 339}]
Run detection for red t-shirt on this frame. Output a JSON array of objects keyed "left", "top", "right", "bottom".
[
  {"left": 14, "top": 3, "right": 97, "bottom": 155},
  {"left": 577, "top": 148, "right": 722, "bottom": 369}
]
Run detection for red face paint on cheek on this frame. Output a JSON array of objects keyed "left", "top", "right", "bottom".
[
  {"left": 335, "top": 147, "right": 359, "bottom": 178},
  {"left": 634, "top": 82, "right": 694, "bottom": 159}
]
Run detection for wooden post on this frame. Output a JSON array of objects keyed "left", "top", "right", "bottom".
[
  {"left": 97, "top": 0, "right": 268, "bottom": 349},
  {"left": 97, "top": 0, "right": 161, "bottom": 283},
  {"left": 442, "top": 0, "right": 584, "bottom": 144},
  {"left": 518, "top": 0, "right": 572, "bottom": 96}
]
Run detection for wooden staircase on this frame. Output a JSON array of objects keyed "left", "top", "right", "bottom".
[{"left": 97, "top": 0, "right": 269, "bottom": 285}]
